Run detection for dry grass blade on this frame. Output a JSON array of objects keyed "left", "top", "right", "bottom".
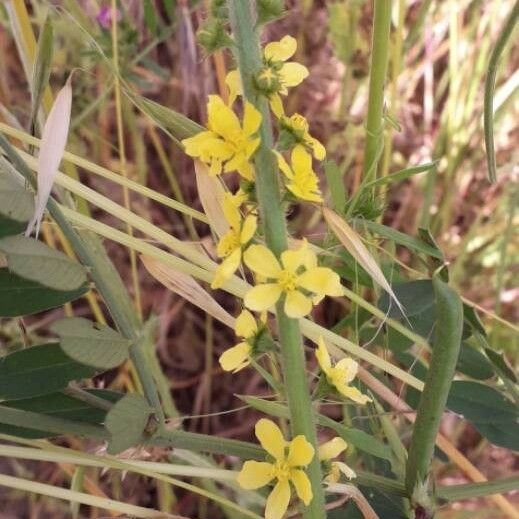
[
  {"left": 194, "top": 160, "right": 229, "bottom": 238},
  {"left": 323, "top": 206, "right": 405, "bottom": 315},
  {"left": 141, "top": 254, "right": 235, "bottom": 329},
  {"left": 26, "top": 74, "right": 72, "bottom": 237}
]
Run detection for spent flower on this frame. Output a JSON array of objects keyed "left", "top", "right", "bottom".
[
  {"left": 318, "top": 437, "right": 357, "bottom": 484},
  {"left": 243, "top": 240, "right": 342, "bottom": 318},
  {"left": 182, "top": 95, "right": 261, "bottom": 180},
  {"left": 315, "top": 337, "right": 371, "bottom": 404},
  {"left": 237, "top": 418, "right": 314, "bottom": 519}
]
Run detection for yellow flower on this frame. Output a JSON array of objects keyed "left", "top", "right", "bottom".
[
  {"left": 237, "top": 418, "right": 314, "bottom": 519},
  {"left": 211, "top": 193, "right": 257, "bottom": 289},
  {"left": 243, "top": 241, "right": 342, "bottom": 318},
  {"left": 279, "top": 113, "right": 326, "bottom": 160},
  {"left": 315, "top": 337, "right": 371, "bottom": 404},
  {"left": 219, "top": 310, "right": 259, "bottom": 372},
  {"left": 182, "top": 95, "right": 261, "bottom": 180},
  {"left": 275, "top": 147, "right": 322, "bottom": 203},
  {"left": 226, "top": 35, "right": 309, "bottom": 117},
  {"left": 318, "top": 437, "right": 357, "bottom": 484}
]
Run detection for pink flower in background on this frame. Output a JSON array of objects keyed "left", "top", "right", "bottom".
[{"left": 96, "top": 6, "right": 121, "bottom": 29}]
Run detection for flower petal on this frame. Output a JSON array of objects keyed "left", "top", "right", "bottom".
[
  {"left": 211, "top": 248, "right": 241, "bottom": 289},
  {"left": 335, "top": 382, "right": 372, "bottom": 405},
  {"left": 207, "top": 95, "right": 241, "bottom": 138},
  {"left": 245, "top": 283, "right": 282, "bottom": 312},
  {"left": 255, "top": 418, "right": 287, "bottom": 460},
  {"left": 284, "top": 290, "right": 312, "bottom": 318},
  {"left": 309, "top": 137, "right": 326, "bottom": 160},
  {"left": 318, "top": 437, "right": 348, "bottom": 461},
  {"left": 269, "top": 93, "right": 285, "bottom": 118},
  {"left": 219, "top": 342, "right": 251, "bottom": 372},
  {"left": 287, "top": 435, "right": 314, "bottom": 467},
  {"left": 315, "top": 337, "right": 332, "bottom": 373},
  {"left": 290, "top": 469, "right": 313, "bottom": 505},
  {"left": 240, "top": 214, "right": 257, "bottom": 245},
  {"left": 237, "top": 460, "right": 275, "bottom": 489},
  {"left": 264, "top": 35, "right": 297, "bottom": 62},
  {"left": 274, "top": 150, "right": 294, "bottom": 179},
  {"left": 335, "top": 461, "right": 357, "bottom": 480},
  {"left": 265, "top": 480, "right": 291, "bottom": 519},
  {"left": 225, "top": 70, "right": 242, "bottom": 105},
  {"left": 279, "top": 62, "right": 309, "bottom": 87},
  {"left": 291, "top": 146, "right": 313, "bottom": 174},
  {"left": 243, "top": 101, "right": 262, "bottom": 136},
  {"left": 235, "top": 309, "right": 258, "bottom": 339},
  {"left": 335, "top": 358, "right": 359, "bottom": 384},
  {"left": 222, "top": 193, "right": 241, "bottom": 230},
  {"left": 244, "top": 245, "right": 281, "bottom": 278},
  {"left": 297, "top": 267, "right": 343, "bottom": 297}
]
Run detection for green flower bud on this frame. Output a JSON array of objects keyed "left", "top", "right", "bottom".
[
  {"left": 197, "top": 19, "right": 233, "bottom": 54},
  {"left": 257, "top": 0, "right": 286, "bottom": 26}
]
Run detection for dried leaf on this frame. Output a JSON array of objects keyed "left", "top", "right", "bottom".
[
  {"left": 141, "top": 254, "right": 235, "bottom": 329},
  {"left": 194, "top": 160, "right": 229, "bottom": 238},
  {"left": 323, "top": 206, "right": 405, "bottom": 315},
  {"left": 26, "top": 74, "right": 72, "bottom": 237}
]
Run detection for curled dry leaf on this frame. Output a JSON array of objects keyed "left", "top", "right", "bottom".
[
  {"left": 323, "top": 206, "right": 405, "bottom": 316},
  {"left": 141, "top": 254, "right": 235, "bottom": 329},
  {"left": 26, "top": 74, "right": 73, "bottom": 237},
  {"left": 194, "top": 160, "right": 229, "bottom": 238}
]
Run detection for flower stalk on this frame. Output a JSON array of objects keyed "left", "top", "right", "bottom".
[{"left": 227, "top": 2, "right": 325, "bottom": 517}]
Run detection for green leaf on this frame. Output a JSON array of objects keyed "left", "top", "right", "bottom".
[
  {"left": 0, "top": 236, "right": 87, "bottom": 291},
  {"left": 324, "top": 160, "right": 346, "bottom": 212},
  {"left": 456, "top": 343, "right": 494, "bottom": 380},
  {"left": 0, "top": 343, "right": 95, "bottom": 400},
  {"left": 51, "top": 317, "right": 131, "bottom": 370},
  {"left": 0, "top": 166, "right": 34, "bottom": 236},
  {"left": 484, "top": 348, "right": 517, "bottom": 382},
  {"left": 362, "top": 161, "right": 438, "bottom": 190},
  {"left": 0, "top": 389, "right": 122, "bottom": 439},
  {"left": 143, "top": 0, "right": 158, "bottom": 35},
  {"left": 105, "top": 393, "right": 152, "bottom": 454},
  {"left": 0, "top": 268, "right": 88, "bottom": 317},
  {"left": 379, "top": 280, "right": 435, "bottom": 319},
  {"left": 447, "top": 381, "right": 519, "bottom": 450},
  {"left": 30, "top": 15, "right": 54, "bottom": 131},
  {"left": 353, "top": 219, "right": 444, "bottom": 259}
]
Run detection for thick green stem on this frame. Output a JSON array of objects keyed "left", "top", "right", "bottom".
[
  {"left": 362, "top": 0, "right": 392, "bottom": 184},
  {"left": 227, "top": 2, "right": 325, "bottom": 517}
]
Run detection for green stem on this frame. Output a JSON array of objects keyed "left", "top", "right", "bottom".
[
  {"left": 362, "top": 0, "right": 392, "bottom": 185},
  {"left": 227, "top": 2, "right": 325, "bottom": 517},
  {"left": 484, "top": 0, "right": 519, "bottom": 183}
]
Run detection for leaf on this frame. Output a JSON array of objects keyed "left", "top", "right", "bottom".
[
  {"left": 324, "top": 160, "right": 346, "bottom": 212},
  {"left": 0, "top": 167, "right": 34, "bottom": 236},
  {"left": 353, "top": 219, "right": 444, "bottom": 259},
  {"left": 0, "top": 235, "right": 87, "bottom": 291},
  {"left": 141, "top": 254, "right": 235, "bottom": 329},
  {"left": 0, "top": 343, "right": 95, "bottom": 400},
  {"left": 0, "top": 268, "right": 88, "bottom": 317},
  {"left": 456, "top": 343, "right": 494, "bottom": 380},
  {"left": 30, "top": 15, "right": 54, "bottom": 131},
  {"left": 363, "top": 161, "right": 438, "bottom": 190},
  {"left": 51, "top": 318, "right": 131, "bottom": 369},
  {"left": 26, "top": 74, "right": 72, "bottom": 237},
  {"left": 143, "top": 0, "right": 158, "bottom": 35},
  {"left": 484, "top": 348, "right": 517, "bottom": 383},
  {"left": 324, "top": 207, "right": 405, "bottom": 315},
  {"left": 463, "top": 304, "right": 487, "bottom": 337},
  {"left": 194, "top": 160, "right": 229, "bottom": 237},
  {"left": 378, "top": 280, "right": 434, "bottom": 319},
  {"left": 447, "top": 381, "right": 519, "bottom": 450},
  {"left": 0, "top": 389, "right": 122, "bottom": 439},
  {"left": 105, "top": 393, "right": 152, "bottom": 454}
]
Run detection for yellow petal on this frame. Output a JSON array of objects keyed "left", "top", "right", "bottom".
[
  {"left": 244, "top": 245, "right": 281, "bottom": 278},
  {"left": 274, "top": 150, "right": 294, "bottom": 179},
  {"left": 315, "top": 337, "right": 332, "bottom": 373},
  {"left": 211, "top": 248, "right": 241, "bottom": 289},
  {"left": 240, "top": 214, "right": 257, "bottom": 244},
  {"left": 318, "top": 437, "right": 348, "bottom": 461},
  {"left": 237, "top": 160, "right": 256, "bottom": 181},
  {"left": 290, "top": 469, "right": 313, "bottom": 505},
  {"left": 334, "top": 461, "right": 357, "bottom": 480},
  {"left": 207, "top": 95, "right": 242, "bottom": 138},
  {"left": 255, "top": 418, "right": 287, "bottom": 460},
  {"left": 235, "top": 309, "right": 258, "bottom": 339},
  {"left": 284, "top": 290, "right": 312, "bottom": 318},
  {"left": 264, "top": 35, "right": 297, "bottom": 62},
  {"left": 287, "top": 435, "right": 314, "bottom": 467},
  {"left": 335, "top": 382, "right": 372, "bottom": 404},
  {"left": 237, "top": 460, "right": 275, "bottom": 489},
  {"left": 297, "top": 267, "right": 343, "bottom": 297},
  {"left": 335, "top": 358, "right": 359, "bottom": 384},
  {"left": 280, "top": 242, "right": 310, "bottom": 272},
  {"left": 222, "top": 193, "right": 242, "bottom": 230},
  {"left": 219, "top": 342, "right": 251, "bottom": 372},
  {"left": 309, "top": 137, "right": 326, "bottom": 160},
  {"left": 243, "top": 101, "right": 262, "bottom": 136},
  {"left": 245, "top": 283, "right": 282, "bottom": 312},
  {"left": 265, "top": 480, "right": 291, "bottom": 519},
  {"left": 269, "top": 93, "right": 285, "bottom": 118},
  {"left": 291, "top": 146, "right": 313, "bottom": 174},
  {"left": 279, "top": 62, "right": 309, "bottom": 87},
  {"left": 225, "top": 70, "right": 242, "bottom": 105}
]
